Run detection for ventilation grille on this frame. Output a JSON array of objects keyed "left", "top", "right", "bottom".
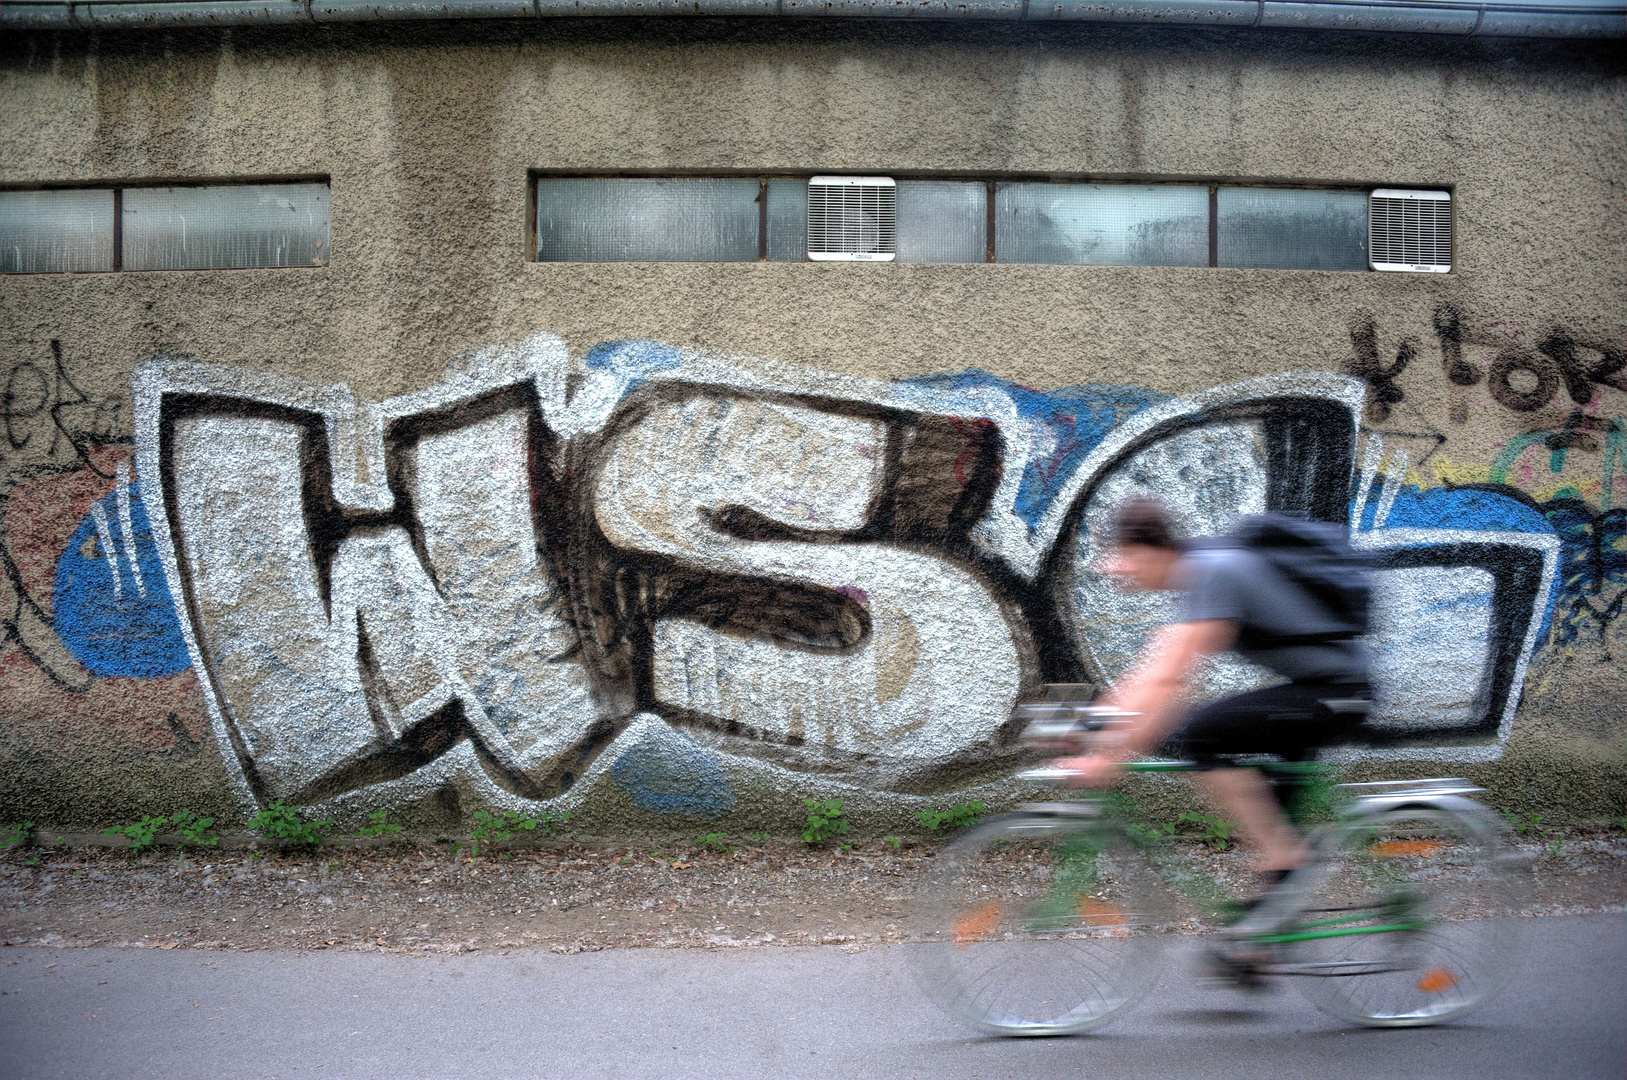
[
  {"left": 808, "top": 176, "right": 896, "bottom": 261},
  {"left": 1369, "top": 189, "right": 1452, "bottom": 273}
]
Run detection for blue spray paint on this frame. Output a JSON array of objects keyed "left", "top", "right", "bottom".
[
  {"left": 1355, "top": 483, "right": 1562, "bottom": 649},
  {"left": 610, "top": 723, "right": 736, "bottom": 818},
  {"left": 903, "top": 369, "right": 1168, "bottom": 529},
  {"left": 1540, "top": 499, "right": 1626, "bottom": 651},
  {"left": 52, "top": 480, "right": 191, "bottom": 679},
  {"left": 1358, "top": 483, "right": 1555, "bottom": 536},
  {"left": 584, "top": 339, "right": 684, "bottom": 388}
]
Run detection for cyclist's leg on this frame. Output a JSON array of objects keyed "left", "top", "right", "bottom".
[
  {"left": 1196, "top": 768, "right": 1306, "bottom": 873},
  {"left": 1167, "top": 682, "right": 1364, "bottom": 874}
]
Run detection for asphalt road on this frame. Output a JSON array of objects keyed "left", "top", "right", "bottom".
[{"left": 2, "top": 914, "right": 1622, "bottom": 1080}]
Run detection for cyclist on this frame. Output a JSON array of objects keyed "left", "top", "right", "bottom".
[{"left": 1057, "top": 497, "right": 1372, "bottom": 895}]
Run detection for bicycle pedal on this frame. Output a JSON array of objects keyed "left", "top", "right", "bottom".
[{"left": 1198, "top": 945, "right": 1276, "bottom": 992}]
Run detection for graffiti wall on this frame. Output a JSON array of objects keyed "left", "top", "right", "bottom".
[
  {"left": 3, "top": 311, "right": 1622, "bottom": 826},
  {"left": 1, "top": 342, "right": 218, "bottom": 792}
]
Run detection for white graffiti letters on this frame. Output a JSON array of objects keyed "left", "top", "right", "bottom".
[
  {"left": 134, "top": 335, "right": 1558, "bottom": 816},
  {"left": 594, "top": 392, "right": 1023, "bottom": 766}
]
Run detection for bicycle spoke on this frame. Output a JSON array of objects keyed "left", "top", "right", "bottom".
[
  {"left": 1293, "top": 806, "right": 1522, "bottom": 1027},
  {"left": 907, "top": 816, "right": 1167, "bottom": 1035}
]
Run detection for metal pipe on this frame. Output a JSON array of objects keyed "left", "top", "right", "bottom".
[{"left": 1, "top": 0, "right": 1621, "bottom": 36}]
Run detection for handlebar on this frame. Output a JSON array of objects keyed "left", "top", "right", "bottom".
[
  {"left": 1015, "top": 701, "right": 1138, "bottom": 752},
  {"left": 1016, "top": 760, "right": 1199, "bottom": 787}
]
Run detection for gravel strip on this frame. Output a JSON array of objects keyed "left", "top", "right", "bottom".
[{"left": 3, "top": 830, "right": 1622, "bottom": 956}]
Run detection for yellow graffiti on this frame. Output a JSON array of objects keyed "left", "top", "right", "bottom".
[{"left": 1420, "top": 454, "right": 1491, "bottom": 490}]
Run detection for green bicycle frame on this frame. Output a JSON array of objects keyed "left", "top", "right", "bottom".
[{"left": 1112, "top": 758, "right": 1429, "bottom": 944}]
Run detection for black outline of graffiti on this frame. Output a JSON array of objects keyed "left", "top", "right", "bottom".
[
  {"left": 147, "top": 363, "right": 1565, "bottom": 808},
  {"left": 1347, "top": 303, "right": 1626, "bottom": 422},
  {"left": 1, "top": 340, "right": 131, "bottom": 689}
]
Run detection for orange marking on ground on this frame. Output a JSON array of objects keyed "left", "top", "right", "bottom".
[
  {"left": 1416, "top": 967, "right": 1460, "bottom": 993},
  {"left": 1373, "top": 840, "right": 1443, "bottom": 859},
  {"left": 1077, "top": 898, "right": 1124, "bottom": 927},
  {"left": 952, "top": 902, "right": 1003, "bottom": 945}
]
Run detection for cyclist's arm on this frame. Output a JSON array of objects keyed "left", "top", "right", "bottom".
[
  {"left": 1102, "top": 618, "right": 1236, "bottom": 754},
  {"left": 1057, "top": 618, "right": 1235, "bottom": 780}
]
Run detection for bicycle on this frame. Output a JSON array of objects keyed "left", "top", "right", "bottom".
[{"left": 907, "top": 701, "right": 1529, "bottom": 1035}]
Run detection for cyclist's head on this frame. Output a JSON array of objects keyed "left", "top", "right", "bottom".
[
  {"left": 1104, "top": 497, "right": 1183, "bottom": 591},
  {"left": 1111, "top": 497, "right": 1181, "bottom": 552}
]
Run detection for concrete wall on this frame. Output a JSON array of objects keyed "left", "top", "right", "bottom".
[{"left": 2, "top": 20, "right": 1623, "bottom": 833}]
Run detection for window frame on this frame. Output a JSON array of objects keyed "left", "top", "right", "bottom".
[
  {"left": 527, "top": 171, "right": 1444, "bottom": 272},
  {"left": 0, "top": 176, "right": 332, "bottom": 275}
]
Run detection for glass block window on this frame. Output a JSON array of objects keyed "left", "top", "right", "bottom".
[
  {"left": 995, "top": 183, "right": 1208, "bottom": 267},
  {"left": 0, "top": 189, "right": 116, "bottom": 274},
  {"left": 122, "top": 183, "right": 330, "bottom": 271},
  {"left": 1217, "top": 187, "right": 1368, "bottom": 271},
  {"left": 530, "top": 176, "right": 1419, "bottom": 272},
  {"left": 2, "top": 181, "right": 329, "bottom": 274},
  {"left": 536, "top": 178, "right": 761, "bottom": 262},
  {"left": 896, "top": 181, "right": 987, "bottom": 264},
  {"left": 764, "top": 178, "right": 988, "bottom": 263},
  {"left": 765, "top": 178, "right": 809, "bottom": 262}
]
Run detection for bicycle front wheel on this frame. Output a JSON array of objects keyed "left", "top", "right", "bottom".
[
  {"left": 907, "top": 812, "right": 1170, "bottom": 1036},
  {"left": 1290, "top": 804, "right": 1525, "bottom": 1027}
]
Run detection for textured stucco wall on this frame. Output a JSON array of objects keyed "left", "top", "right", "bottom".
[{"left": 2, "top": 20, "right": 1623, "bottom": 833}]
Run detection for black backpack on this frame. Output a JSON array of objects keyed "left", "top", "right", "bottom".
[{"left": 1224, "top": 513, "right": 1371, "bottom": 649}]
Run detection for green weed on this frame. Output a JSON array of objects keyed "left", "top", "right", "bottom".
[
  {"left": 1178, "top": 811, "right": 1235, "bottom": 851},
  {"left": 801, "top": 798, "right": 848, "bottom": 846},
  {"left": 1126, "top": 820, "right": 1178, "bottom": 844},
  {"left": 463, "top": 809, "right": 570, "bottom": 858},
  {"left": 1615, "top": 816, "right": 1627, "bottom": 837},
  {"left": 915, "top": 801, "right": 985, "bottom": 834},
  {"left": 1, "top": 822, "right": 35, "bottom": 851},
  {"left": 747, "top": 832, "right": 773, "bottom": 843},
  {"left": 105, "top": 815, "right": 168, "bottom": 854},
  {"left": 356, "top": 809, "right": 402, "bottom": 839},
  {"left": 695, "top": 832, "right": 733, "bottom": 854},
  {"left": 170, "top": 810, "right": 218, "bottom": 847},
  {"left": 249, "top": 802, "right": 335, "bottom": 849},
  {"left": 1500, "top": 808, "right": 1544, "bottom": 835},
  {"left": 882, "top": 835, "right": 902, "bottom": 850},
  {"left": 1125, "top": 812, "right": 1235, "bottom": 850},
  {"left": 1501, "top": 809, "right": 1568, "bottom": 856}
]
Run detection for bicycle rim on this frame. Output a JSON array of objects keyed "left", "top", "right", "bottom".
[
  {"left": 907, "top": 814, "right": 1169, "bottom": 1036},
  {"left": 1291, "top": 806, "right": 1524, "bottom": 1027}
]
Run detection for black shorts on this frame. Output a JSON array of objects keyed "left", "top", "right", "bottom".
[{"left": 1165, "top": 681, "right": 1371, "bottom": 769}]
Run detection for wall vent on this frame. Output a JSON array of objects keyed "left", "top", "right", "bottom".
[
  {"left": 808, "top": 176, "right": 896, "bottom": 261},
  {"left": 1369, "top": 189, "right": 1452, "bottom": 273}
]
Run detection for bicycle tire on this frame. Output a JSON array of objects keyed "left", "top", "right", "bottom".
[
  {"left": 1289, "top": 803, "right": 1525, "bottom": 1027},
  {"left": 907, "top": 812, "right": 1170, "bottom": 1036}
]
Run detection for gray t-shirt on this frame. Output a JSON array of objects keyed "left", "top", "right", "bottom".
[{"left": 1178, "top": 546, "right": 1369, "bottom": 683}]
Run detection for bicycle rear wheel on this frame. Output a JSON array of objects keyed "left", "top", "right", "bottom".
[
  {"left": 1289, "top": 804, "right": 1525, "bottom": 1027},
  {"left": 907, "top": 812, "right": 1170, "bottom": 1036}
]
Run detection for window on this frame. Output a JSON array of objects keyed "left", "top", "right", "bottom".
[
  {"left": 535, "top": 177, "right": 991, "bottom": 264},
  {"left": 897, "top": 181, "right": 987, "bottom": 264},
  {"left": 0, "top": 181, "right": 330, "bottom": 274},
  {"left": 1217, "top": 187, "right": 1369, "bottom": 271},
  {"left": 533, "top": 175, "right": 1444, "bottom": 272},
  {"left": 995, "top": 183, "right": 1208, "bottom": 267},
  {"left": 534, "top": 178, "right": 760, "bottom": 263},
  {"left": 0, "top": 189, "right": 115, "bottom": 274}
]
